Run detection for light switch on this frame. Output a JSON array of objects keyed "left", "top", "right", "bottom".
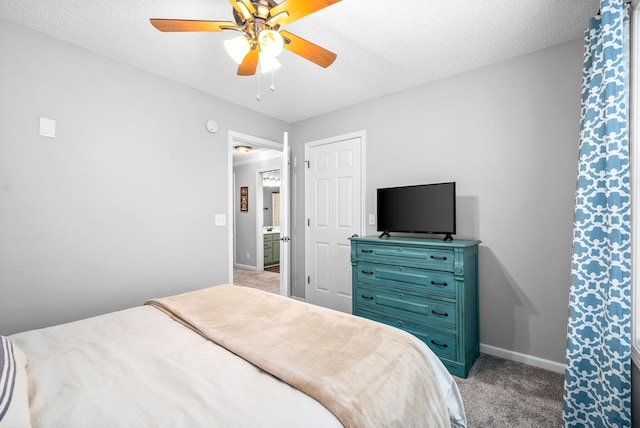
[
  {"left": 215, "top": 214, "right": 226, "bottom": 227},
  {"left": 369, "top": 214, "right": 376, "bottom": 225},
  {"left": 39, "top": 117, "right": 56, "bottom": 138}
]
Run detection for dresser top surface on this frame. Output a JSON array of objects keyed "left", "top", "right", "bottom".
[{"left": 351, "top": 235, "right": 480, "bottom": 248}]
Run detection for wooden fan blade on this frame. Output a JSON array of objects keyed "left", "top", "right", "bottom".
[
  {"left": 270, "top": 0, "right": 341, "bottom": 26},
  {"left": 238, "top": 0, "right": 256, "bottom": 14},
  {"left": 229, "top": 0, "right": 255, "bottom": 21},
  {"left": 265, "top": 11, "right": 289, "bottom": 27},
  {"left": 280, "top": 30, "right": 337, "bottom": 68},
  {"left": 237, "top": 48, "right": 259, "bottom": 76},
  {"left": 150, "top": 19, "right": 236, "bottom": 32}
]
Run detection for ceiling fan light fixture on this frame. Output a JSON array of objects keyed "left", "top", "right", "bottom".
[
  {"left": 150, "top": 0, "right": 341, "bottom": 77},
  {"left": 224, "top": 36, "right": 251, "bottom": 64},
  {"left": 260, "top": 55, "right": 281, "bottom": 73},
  {"left": 258, "top": 29, "right": 284, "bottom": 58},
  {"left": 234, "top": 145, "right": 252, "bottom": 155}
]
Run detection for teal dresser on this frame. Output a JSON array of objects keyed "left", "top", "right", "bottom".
[{"left": 350, "top": 236, "right": 480, "bottom": 378}]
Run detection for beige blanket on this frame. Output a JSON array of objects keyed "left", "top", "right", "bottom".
[{"left": 146, "top": 285, "right": 450, "bottom": 428}]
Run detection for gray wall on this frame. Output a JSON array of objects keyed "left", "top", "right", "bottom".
[
  {"left": 289, "top": 39, "right": 583, "bottom": 365},
  {"left": 0, "top": 19, "right": 289, "bottom": 335},
  {"left": 233, "top": 158, "right": 280, "bottom": 268}
]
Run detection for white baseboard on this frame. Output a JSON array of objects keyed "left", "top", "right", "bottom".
[
  {"left": 233, "top": 263, "right": 257, "bottom": 271},
  {"left": 480, "top": 343, "right": 565, "bottom": 374}
]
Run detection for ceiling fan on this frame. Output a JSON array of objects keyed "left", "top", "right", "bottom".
[{"left": 150, "top": 0, "right": 340, "bottom": 76}]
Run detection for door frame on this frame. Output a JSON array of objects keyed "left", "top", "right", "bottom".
[
  {"left": 228, "top": 130, "right": 283, "bottom": 286},
  {"left": 304, "top": 130, "right": 367, "bottom": 303}
]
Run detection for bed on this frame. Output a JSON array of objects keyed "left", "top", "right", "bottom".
[{"left": 2, "top": 284, "right": 467, "bottom": 427}]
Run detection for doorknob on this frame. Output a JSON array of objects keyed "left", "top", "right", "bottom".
[{"left": 280, "top": 236, "right": 292, "bottom": 242}]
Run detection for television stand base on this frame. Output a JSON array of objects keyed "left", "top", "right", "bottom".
[
  {"left": 443, "top": 234, "right": 453, "bottom": 241},
  {"left": 379, "top": 231, "right": 391, "bottom": 239}
]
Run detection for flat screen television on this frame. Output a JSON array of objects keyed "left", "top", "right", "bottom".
[{"left": 377, "top": 182, "right": 456, "bottom": 241}]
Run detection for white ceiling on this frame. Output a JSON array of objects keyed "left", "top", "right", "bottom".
[{"left": 0, "top": 0, "right": 599, "bottom": 123}]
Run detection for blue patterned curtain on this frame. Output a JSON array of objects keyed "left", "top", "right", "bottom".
[{"left": 563, "top": 0, "right": 631, "bottom": 426}]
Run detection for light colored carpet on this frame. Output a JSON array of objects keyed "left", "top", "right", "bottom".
[
  {"left": 233, "top": 267, "right": 280, "bottom": 294},
  {"left": 455, "top": 353, "right": 564, "bottom": 427}
]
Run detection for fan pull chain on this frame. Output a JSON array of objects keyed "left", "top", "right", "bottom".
[
  {"left": 270, "top": 68, "right": 275, "bottom": 92},
  {"left": 256, "top": 68, "right": 261, "bottom": 101}
]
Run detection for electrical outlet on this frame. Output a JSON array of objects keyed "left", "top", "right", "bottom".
[{"left": 369, "top": 214, "right": 375, "bottom": 225}]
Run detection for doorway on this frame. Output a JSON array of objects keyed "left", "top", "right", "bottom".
[{"left": 228, "top": 131, "right": 287, "bottom": 295}]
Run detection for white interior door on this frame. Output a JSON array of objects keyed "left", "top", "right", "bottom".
[
  {"left": 228, "top": 131, "right": 288, "bottom": 297},
  {"left": 279, "top": 132, "right": 290, "bottom": 296},
  {"left": 305, "top": 131, "right": 364, "bottom": 313}
]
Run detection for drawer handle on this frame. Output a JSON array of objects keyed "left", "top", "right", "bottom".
[
  {"left": 396, "top": 321, "right": 403, "bottom": 327},
  {"left": 361, "top": 249, "right": 373, "bottom": 253},
  {"left": 361, "top": 270, "right": 374, "bottom": 275},
  {"left": 397, "top": 293, "right": 403, "bottom": 299},
  {"left": 430, "top": 340, "right": 448, "bottom": 349},
  {"left": 431, "top": 310, "right": 449, "bottom": 317},
  {"left": 361, "top": 294, "right": 374, "bottom": 301},
  {"left": 430, "top": 255, "right": 448, "bottom": 261},
  {"left": 430, "top": 281, "right": 448, "bottom": 287}
]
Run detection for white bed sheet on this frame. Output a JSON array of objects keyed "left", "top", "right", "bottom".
[{"left": 10, "top": 304, "right": 466, "bottom": 427}]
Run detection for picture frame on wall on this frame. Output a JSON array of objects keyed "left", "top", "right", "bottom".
[{"left": 240, "top": 186, "right": 248, "bottom": 212}]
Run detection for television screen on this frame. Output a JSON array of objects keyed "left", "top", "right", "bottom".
[{"left": 377, "top": 182, "right": 456, "bottom": 239}]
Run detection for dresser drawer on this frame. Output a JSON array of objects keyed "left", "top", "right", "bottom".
[
  {"left": 356, "top": 263, "right": 456, "bottom": 298},
  {"left": 355, "top": 244, "right": 454, "bottom": 271},
  {"left": 355, "top": 308, "right": 457, "bottom": 360},
  {"left": 355, "top": 286, "right": 456, "bottom": 329}
]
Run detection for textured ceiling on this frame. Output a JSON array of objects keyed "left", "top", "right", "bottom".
[{"left": 0, "top": 0, "right": 599, "bottom": 123}]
